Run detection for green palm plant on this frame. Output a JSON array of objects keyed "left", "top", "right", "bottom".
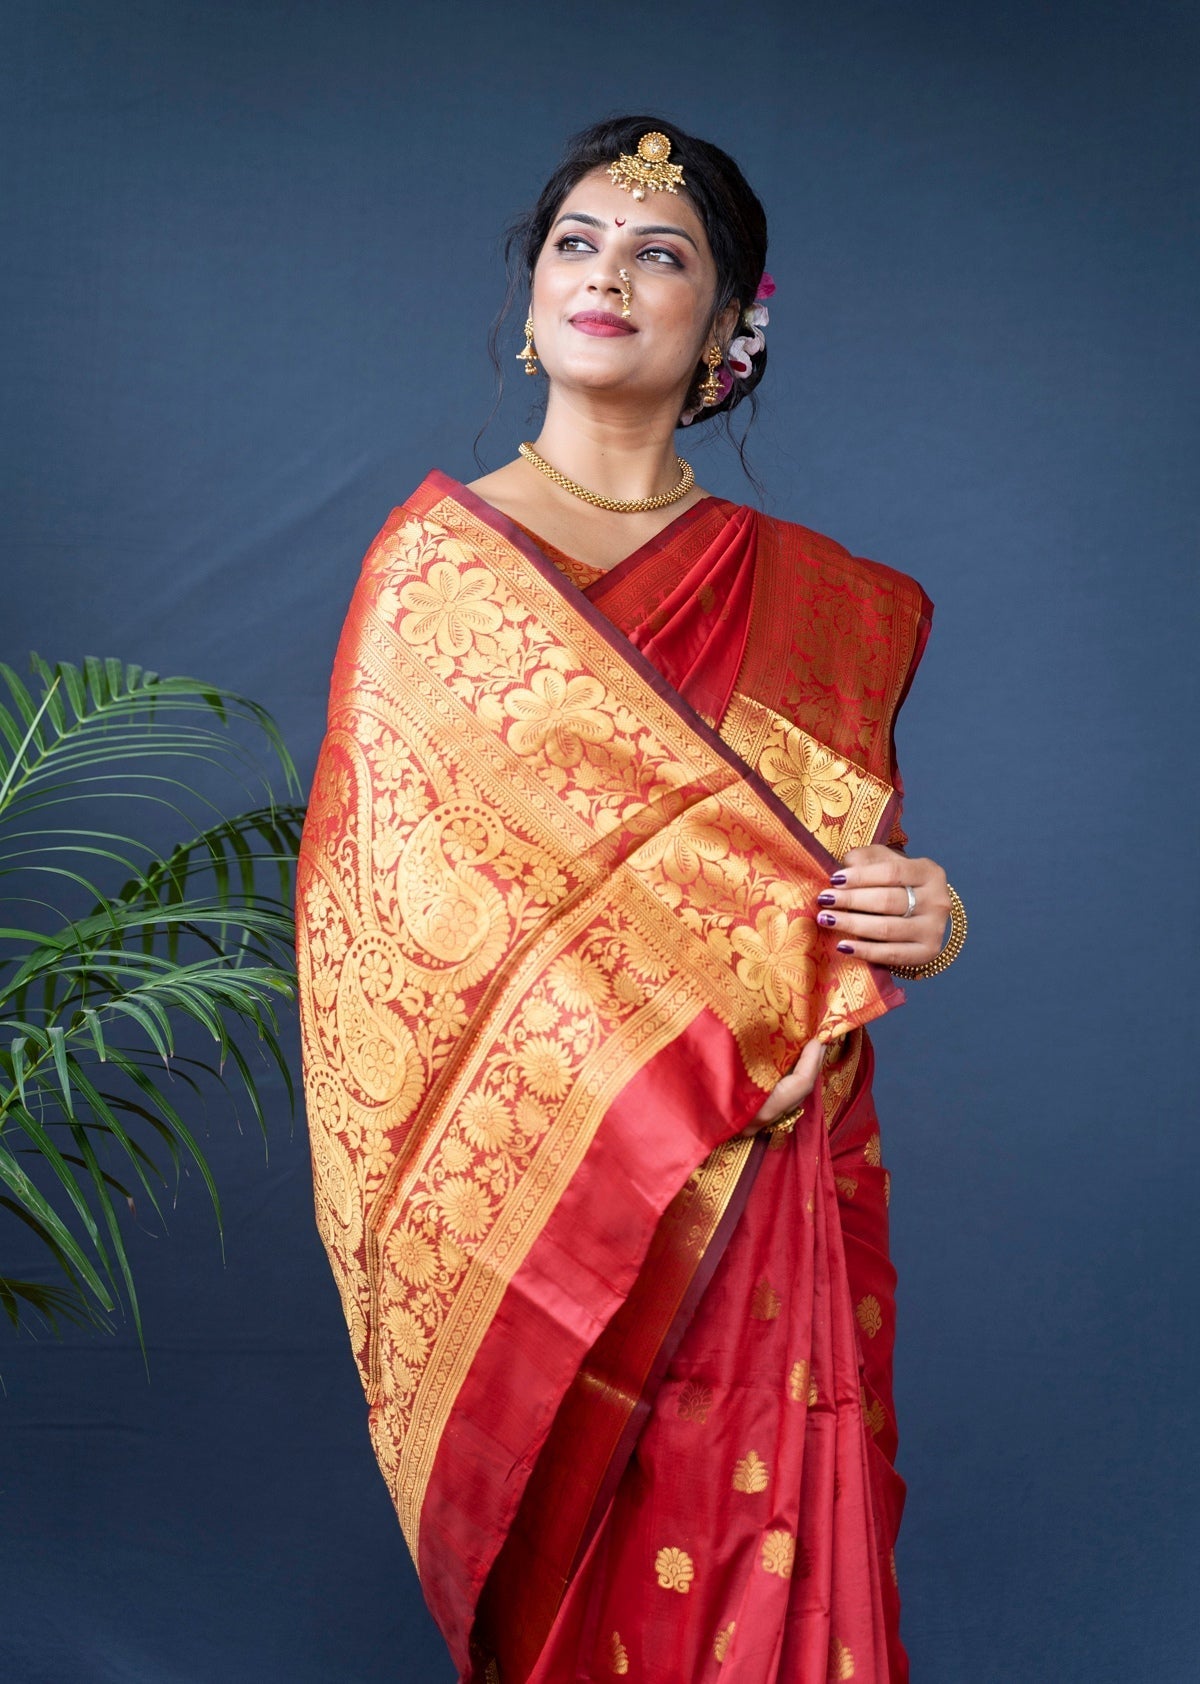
[{"left": 0, "top": 654, "right": 307, "bottom": 1358}]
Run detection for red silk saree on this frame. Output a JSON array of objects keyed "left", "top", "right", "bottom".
[{"left": 296, "top": 470, "right": 932, "bottom": 1683}]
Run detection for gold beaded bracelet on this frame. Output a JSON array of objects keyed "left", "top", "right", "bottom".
[{"left": 890, "top": 883, "right": 968, "bottom": 980}]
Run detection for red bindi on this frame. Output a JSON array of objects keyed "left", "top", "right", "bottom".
[{"left": 614, "top": 216, "right": 625, "bottom": 226}]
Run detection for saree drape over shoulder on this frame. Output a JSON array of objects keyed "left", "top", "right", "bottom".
[{"left": 296, "top": 471, "right": 932, "bottom": 1684}]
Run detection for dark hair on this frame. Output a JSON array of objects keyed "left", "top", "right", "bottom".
[{"left": 474, "top": 114, "right": 769, "bottom": 491}]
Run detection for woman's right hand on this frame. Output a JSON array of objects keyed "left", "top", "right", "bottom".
[{"left": 736, "top": 1035, "right": 826, "bottom": 1139}]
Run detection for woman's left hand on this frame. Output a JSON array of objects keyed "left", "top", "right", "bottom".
[{"left": 816, "top": 845, "right": 950, "bottom": 970}]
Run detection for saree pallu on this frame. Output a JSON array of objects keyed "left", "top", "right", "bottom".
[{"left": 296, "top": 470, "right": 932, "bottom": 1683}]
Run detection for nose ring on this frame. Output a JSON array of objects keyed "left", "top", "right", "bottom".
[{"left": 617, "top": 268, "right": 633, "bottom": 318}]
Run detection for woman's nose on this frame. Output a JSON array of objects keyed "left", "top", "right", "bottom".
[{"left": 587, "top": 267, "right": 625, "bottom": 296}]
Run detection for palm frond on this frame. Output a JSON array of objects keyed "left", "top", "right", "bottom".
[{"left": 0, "top": 654, "right": 306, "bottom": 1355}]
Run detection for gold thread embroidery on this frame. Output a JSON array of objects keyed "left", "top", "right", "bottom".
[
  {"left": 829, "top": 1635, "right": 856, "bottom": 1678},
  {"left": 861, "top": 1385, "right": 887, "bottom": 1436},
  {"left": 654, "top": 1546, "right": 695, "bottom": 1592},
  {"left": 761, "top": 1529, "right": 796, "bottom": 1577},
  {"left": 834, "top": 1174, "right": 858, "bottom": 1198},
  {"left": 884, "top": 1168, "right": 891, "bottom": 1205},
  {"left": 298, "top": 498, "right": 901, "bottom": 1561},
  {"left": 855, "top": 1294, "right": 883, "bottom": 1338},
  {"left": 787, "top": 1359, "right": 810, "bottom": 1402},
  {"left": 822, "top": 1028, "right": 862, "bottom": 1125},
  {"left": 714, "top": 1621, "right": 736, "bottom": 1662},
  {"left": 731, "top": 1449, "right": 769, "bottom": 1493},
  {"left": 609, "top": 1631, "right": 629, "bottom": 1674},
  {"left": 863, "top": 1131, "right": 882, "bottom": 1167},
  {"left": 721, "top": 692, "right": 894, "bottom": 858},
  {"left": 751, "top": 1278, "right": 782, "bottom": 1320}
]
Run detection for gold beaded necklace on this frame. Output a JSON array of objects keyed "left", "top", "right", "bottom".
[{"left": 518, "top": 441, "right": 695, "bottom": 513}]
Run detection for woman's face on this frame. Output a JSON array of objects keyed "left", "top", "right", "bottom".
[{"left": 530, "top": 165, "right": 738, "bottom": 412}]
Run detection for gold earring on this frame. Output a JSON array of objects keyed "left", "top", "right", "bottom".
[
  {"left": 516, "top": 315, "right": 539, "bottom": 376},
  {"left": 618, "top": 268, "right": 633, "bottom": 318},
  {"left": 697, "top": 341, "right": 724, "bottom": 406}
]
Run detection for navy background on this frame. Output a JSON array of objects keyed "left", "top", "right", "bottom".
[{"left": 3, "top": 2, "right": 1197, "bottom": 1679}]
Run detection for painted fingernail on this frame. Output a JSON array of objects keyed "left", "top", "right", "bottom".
[
  {"left": 817, "top": 890, "right": 836, "bottom": 906},
  {"left": 836, "top": 940, "right": 854, "bottom": 954},
  {"left": 830, "top": 871, "right": 847, "bottom": 885},
  {"left": 817, "top": 911, "right": 837, "bottom": 927}
]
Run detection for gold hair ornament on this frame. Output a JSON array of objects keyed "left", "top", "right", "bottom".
[
  {"left": 890, "top": 884, "right": 968, "bottom": 979},
  {"left": 607, "top": 131, "right": 685, "bottom": 201}
]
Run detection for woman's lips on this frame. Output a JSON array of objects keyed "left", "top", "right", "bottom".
[{"left": 570, "top": 315, "right": 636, "bottom": 337}]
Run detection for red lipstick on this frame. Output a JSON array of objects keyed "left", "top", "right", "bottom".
[{"left": 570, "top": 310, "right": 636, "bottom": 337}]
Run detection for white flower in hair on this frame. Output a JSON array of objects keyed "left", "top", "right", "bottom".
[{"left": 726, "top": 330, "right": 764, "bottom": 379}]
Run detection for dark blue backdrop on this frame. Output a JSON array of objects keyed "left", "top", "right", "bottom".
[{"left": 3, "top": 3, "right": 1197, "bottom": 1680}]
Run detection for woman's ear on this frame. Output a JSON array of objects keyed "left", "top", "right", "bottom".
[{"left": 715, "top": 298, "right": 742, "bottom": 348}]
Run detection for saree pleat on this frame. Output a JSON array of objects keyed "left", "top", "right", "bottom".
[
  {"left": 297, "top": 471, "right": 931, "bottom": 1684},
  {"left": 522, "top": 1041, "right": 906, "bottom": 1684}
]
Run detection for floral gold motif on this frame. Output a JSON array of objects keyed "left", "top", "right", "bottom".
[
  {"left": 714, "top": 1621, "right": 736, "bottom": 1662},
  {"left": 397, "top": 559, "right": 504, "bottom": 656},
  {"left": 730, "top": 905, "right": 816, "bottom": 1018},
  {"left": 855, "top": 1294, "right": 884, "bottom": 1338},
  {"left": 297, "top": 492, "right": 901, "bottom": 1563},
  {"left": 720, "top": 692, "right": 894, "bottom": 859},
  {"left": 751, "top": 1278, "right": 782, "bottom": 1320},
  {"left": 861, "top": 1385, "right": 887, "bottom": 1436},
  {"left": 609, "top": 1630, "right": 629, "bottom": 1674},
  {"left": 829, "top": 1635, "right": 856, "bottom": 1678},
  {"left": 654, "top": 1545, "right": 695, "bottom": 1592},
  {"left": 761, "top": 1529, "right": 796, "bottom": 1577},
  {"left": 863, "top": 1131, "right": 882, "bottom": 1167},
  {"left": 761, "top": 727, "right": 853, "bottom": 830},
  {"left": 504, "top": 668, "right": 614, "bottom": 767},
  {"left": 834, "top": 1174, "right": 858, "bottom": 1198},
  {"left": 731, "top": 1449, "right": 769, "bottom": 1493},
  {"left": 787, "top": 1359, "right": 810, "bottom": 1402}
]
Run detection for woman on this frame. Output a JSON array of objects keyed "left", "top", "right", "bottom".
[{"left": 296, "top": 115, "right": 964, "bottom": 1684}]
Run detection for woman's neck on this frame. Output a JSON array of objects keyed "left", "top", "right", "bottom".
[{"left": 530, "top": 391, "right": 687, "bottom": 504}]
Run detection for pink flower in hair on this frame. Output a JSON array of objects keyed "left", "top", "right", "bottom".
[
  {"left": 726, "top": 334, "right": 761, "bottom": 379},
  {"left": 754, "top": 271, "right": 776, "bottom": 300}
]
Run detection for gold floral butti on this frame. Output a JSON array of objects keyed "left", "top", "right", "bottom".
[
  {"left": 720, "top": 692, "right": 895, "bottom": 858},
  {"left": 296, "top": 487, "right": 900, "bottom": 1575}
]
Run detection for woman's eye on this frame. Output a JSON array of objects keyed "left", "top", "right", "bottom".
[{"left": 552, "top": 236, "right": 681, "bottom": 267}]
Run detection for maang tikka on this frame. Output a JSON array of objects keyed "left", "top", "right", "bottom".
[{"left": 607, "top": 130, "right": 685, "bottom": 201}]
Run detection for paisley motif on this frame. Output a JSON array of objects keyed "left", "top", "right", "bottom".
[
  {"left": 336, "top": 933, "right": 422, "bottom": 1117},
  {"left": 396, "top": 800, "right": 511, "bottom": 978}
]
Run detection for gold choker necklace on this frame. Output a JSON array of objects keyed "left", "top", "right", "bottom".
[{"left": 518, "top": 442, "right": 695, "bottom": 512}]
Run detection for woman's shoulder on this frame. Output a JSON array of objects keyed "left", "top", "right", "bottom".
[{"left": 755, "top": 507, "right": 932, "bottom": 618}]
